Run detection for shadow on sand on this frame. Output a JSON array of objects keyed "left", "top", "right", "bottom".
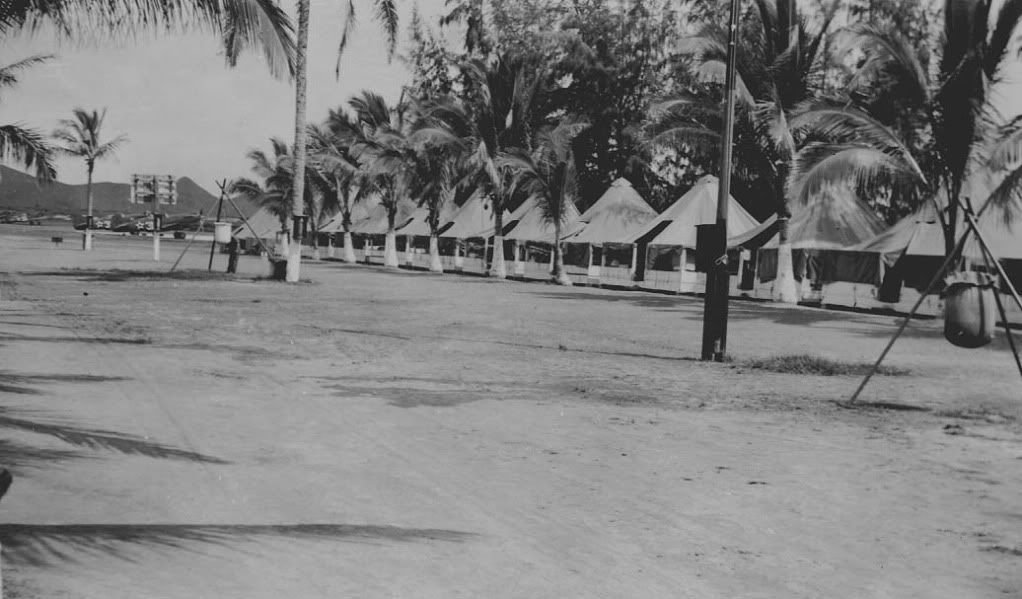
[
  {"left": 0, "top": 522, "right": 477, "bottom": 567},
  {"left": 0, "top": 406, "right": 227, "bottom": 464}
]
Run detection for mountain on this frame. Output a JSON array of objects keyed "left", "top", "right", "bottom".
[{"left": 0, "top": 165, "right": 256, "bottom": 217}]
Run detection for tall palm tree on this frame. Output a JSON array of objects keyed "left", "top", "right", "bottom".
[
  {"left": 348, "top": 91, "right": 413, "bottom": 268},
  {"left": 230, "top": 137, "right": 328, "bottom": 246},
  {"left": 644, "top": 0, "right": 834, "bottom": 303},
  {"left": 408, "top": 112, "right": 469, "bottom": 273},
  {"left": 788, "top": 0, "right": 1022, "bottom": 260},
  {"left": 499, "top": 119, "right": 589, "bottom": 286},
  {"left": 424, "top": 54, "right": 545, "bottom": 278},
  {"left": 52, "top": 108, "right": 128, "bottom": 251},
  {"left": 309, "top": 114, "right": 363, "bottom": 262},
  {"left": 285, "top": 0, "right": 398, "bottom": 282},
  {"left": 0, "top": 55, "right": 58, "bottom": 184}
]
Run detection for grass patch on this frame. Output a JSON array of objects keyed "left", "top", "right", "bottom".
[{"left": 743, "top": 354, "right": 910, "bottom": 377}]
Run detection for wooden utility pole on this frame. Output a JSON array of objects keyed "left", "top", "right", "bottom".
[{"left": 700, "top": 0, "right": 741, "bottom": 362}]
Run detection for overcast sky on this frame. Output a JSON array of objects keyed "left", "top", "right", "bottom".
[{"left": 1, "top": 0, "right": 447, "bottom": 191}]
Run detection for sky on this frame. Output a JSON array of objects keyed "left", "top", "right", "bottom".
[{"left": 0, "top": 0, "right": 448, "bottom": 190}]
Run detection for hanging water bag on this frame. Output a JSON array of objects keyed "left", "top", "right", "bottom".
[{"left": 941, "top": 272, "right": 997, "bottom": 348}]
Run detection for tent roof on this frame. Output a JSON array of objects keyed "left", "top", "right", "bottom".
[
  {"left": 396, "top": 202, "right": 460, "bottom": 237},
  {"left": 319, "top": 199, "right": 375, "bottom": 233},
  {"left": 441, "top": 191, "right": 510, "bottom": 239},
  {"left": 622, "top": 175, "right": 759, "bottom": 246},
  {"left": 504, "top": 195, "right": 582, "bottom": 242},
  {"left": 855, "top": 200, "right": 1022, "bottom": 260},
  {"left": 730, "top": 187, "right": 886, "bottom": 250},
  {"left": 569, "top": 178, "right": 657, "bottom": 244},
  {"left": 233, "top": 207, "right": 281, "bottom": 240},
  {"left": 349, "top": 199, "right": 416, "bottom": 235}
]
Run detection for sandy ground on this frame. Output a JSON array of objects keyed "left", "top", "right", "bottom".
[{"left": 0, "top": 224, "right": 1020, "bottom": 599}]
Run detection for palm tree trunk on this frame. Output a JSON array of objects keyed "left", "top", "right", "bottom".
[
  {"left": 429, "top": 235, "right": 443, "bottom": 273},
  {"left": 83, "top": 161, "right": 94, "bottom": 251},
  {"left": 773, "top": 215, "right": 799, "bottom": 304},
  {"left": 490, "top": 196, "right": 506, "bottom": 278},
  {"left": 285, "top": 0, "right": 310, "bottom": 283},
  {"left": 553, "top": 222, "right": 572, "bottom": 286},
  {"left": 343, "top": 228, "right": 357, "bottom": 263},
  {"left": 384, "top": 209, "right": 399, "bottom": 267}
]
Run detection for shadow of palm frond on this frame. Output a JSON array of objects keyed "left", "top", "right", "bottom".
[
  {"left": 0, "top": 439, "right": 82, "bottom": 473},
  {"left": 0, "top": 409, "right": 226, "bottom": 464},
  {"left": 0, "top": 333, "right": 151, "bottom": 345},
  {"left": 0, "top": 372, "right": 129, "bottom": 396},
  {"left": 16, "top": 269, "right": 235, "bottom": 283},
  {"left": 0, "top": 523, "right": 477, "bottom": 567}
]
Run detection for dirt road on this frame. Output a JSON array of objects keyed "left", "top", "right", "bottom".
[{"left": 0, "top": 227, "right": 1020, "bottom": 598}]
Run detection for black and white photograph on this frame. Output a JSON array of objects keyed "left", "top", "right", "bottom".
[{"left": 0, "top": 0, "right": 1020, "bottom": 596}]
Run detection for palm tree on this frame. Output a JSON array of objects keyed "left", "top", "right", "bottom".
[
  {"left": 0, "top": 55, "right": 58, "bottom": 184},
  {"left": 52, "top": 108, "right": 128, "bottom": 251},
  {"left": 309, "top": 115, "right": 363, "bottom": 262},
  {"left": 348, "top": 91, "right": 414, "bottom": 268},
  {"left": 644, "top": 0, "right": 834, "bottom": 303},
  {"left": 408, "top": 112, "right": 470, "bottom": 273},
  {"left": 788, "top": 0, "right": 1022, "bottom": 260},
  {"left": 230, "top": 137, "right": 329, "bottom": 255},
  {"left": 499, "top": 119, "right": 589, "bottom": 286},
  {"left": 285, "top": 0, "right": 398, "bottom": 282},
  {"left": 424, "top": 54, "right": 545, "bottom": 278}
]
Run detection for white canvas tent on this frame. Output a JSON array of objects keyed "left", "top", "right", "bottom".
[
  {"left": 567, "top": 178, "right": 658, "bottom": 281},
  {"left": 730, "top": 186, "right": 888, "bottom": 289},
  {"left": 622, "top": 175, "right": 759, "bottom": 289},
  {"left": 441, "top": 191, "right": 510, "bottom": 240},
  {"left": 570, "top": 178, "right": 657, "bottom": 244}
]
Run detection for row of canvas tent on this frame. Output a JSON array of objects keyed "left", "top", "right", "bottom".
[{"left": 235, "top": 175, "right": 1022, "bottom": 304}]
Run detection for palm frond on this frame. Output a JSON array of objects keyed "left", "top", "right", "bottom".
[
  {"left": 988, "top": 115, "right": 1022, "bottom": 170},
  {"left": 984, "top": 163, "right": 1022, "bottom": 224},
  {"left": 838, "top": 23, "right": 929, "bottom": 106},
  {"left": 0, "top": 55, "right": 53, "bottom": 90},
  {"left": 986, "top": 0, "right": 1022, "bottom": 79},
  {"left": 0, "top": 124, "right": 57, "bottom": 183},
  {"left": 788, "top": 142, "right": 922, "bottom": 206},
  {"left": 222, "top": 0, "right": 296, "bottom": 79}
]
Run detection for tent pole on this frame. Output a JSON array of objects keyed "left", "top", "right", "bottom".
[
  {"left": 223, "top": 193, "right": 274, "bottom": 258},
  {"left": 848, "top": 221, "right": 975, "bottom": 404},
  {"left": 208, "top": 180, "right": 226, "bottom": 271}
]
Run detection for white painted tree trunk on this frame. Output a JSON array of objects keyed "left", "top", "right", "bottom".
[
  {"left": 490, "top": 235, "right": 507, "bottom": 278},
  {"left": 326, "top": 235, "right": 335, "bottom": 258},
  {"left": 285, "top": 0, "right": 310, "bottom": 283},
  {"left": 429, "top": 235, "right": 443, "bottom": 273},
  {"left": 343, "top": 232, "right": 357, "bottom": 263},
  {"left": 773, "top": 243, "right": 799, "bottom": 304},
  {"left": 404, "top": 236, "right": 414, "bottom": 266},
  {"left": 83, "top": 231, "right": 93, "bottom": 251},
  {"left": 384, "top": 231, "right": 399, "bottom": 268},
  {"left": 553, "top": 242, "right": 573, "bottom": 287},
  {"left": 629, "top": 244, "right": 638, "bottom": 281}
]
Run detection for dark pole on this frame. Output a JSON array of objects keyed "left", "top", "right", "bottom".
[
  {"left": 208, "top": 180, "right": 226, "bottom": 272},
  {"left": 701, "top": 0, "right": 741, "bottom": 362}
]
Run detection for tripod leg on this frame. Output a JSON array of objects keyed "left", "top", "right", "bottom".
[
  {"left": 847, "top": 228, "right": 972, "bottom": 404},
  {"left": 991, "top": 282, "right": 1022, "bottom": 380}
]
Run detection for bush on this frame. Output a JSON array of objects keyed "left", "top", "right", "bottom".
[{"left": 743, "top": 354, "right": 909, "bottom": 376}]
